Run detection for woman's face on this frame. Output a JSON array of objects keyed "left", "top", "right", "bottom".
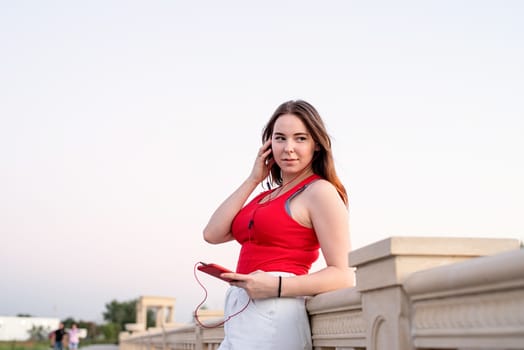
[{"left": 271, "top": 113, "right": 317, "bottom": 178}]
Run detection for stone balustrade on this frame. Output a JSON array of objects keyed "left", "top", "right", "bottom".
[{"left": 118, "top": 236, "right": 524, "bottom": 350}]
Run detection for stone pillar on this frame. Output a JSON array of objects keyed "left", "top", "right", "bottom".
[
  {"left": 136, "top": 298, "right": 146, "bottom": 325},
  {"left": 349, "top": 236, "right": 519, "bottom": 350},
  {"left": 166, "top": 306, "right": 174, "bottom": 323},
  {"left": 156, "top": 307, "right": 165, "bottom": 327}
]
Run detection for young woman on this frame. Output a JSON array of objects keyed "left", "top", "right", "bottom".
[
  {"left": 203, "top": 99, "right": 352, "bottom": 349},
  {"left": 67, "top": 323, "right": 80, "bottom": 350}
]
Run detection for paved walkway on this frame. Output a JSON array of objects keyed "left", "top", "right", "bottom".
[{"left": 81, "top": 345, "right": 119, "bottom": 350}]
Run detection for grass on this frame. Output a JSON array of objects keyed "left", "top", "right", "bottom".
[
  {"left": 0, "top": 340, "right": 116, "bottom": 350},
  {"left": 0, "top": 341, "right": 51, "bottom": 350}
]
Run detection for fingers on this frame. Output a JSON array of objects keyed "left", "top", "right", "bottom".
[
  {"left": 221, "top": 272, "right": 245, "bottom": 281},
  {"left": 262, "top": 138, "right": 272, "bottom": 150},
  {"left": 257, "top": 140, "right": 272, "bottom": 159},
  {"left": 250, "top": 141, "right": 273, "bottom": 183}
]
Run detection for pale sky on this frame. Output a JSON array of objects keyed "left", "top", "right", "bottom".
[{"left": 1, "top": 1, "right": 523, "bottom": 324}]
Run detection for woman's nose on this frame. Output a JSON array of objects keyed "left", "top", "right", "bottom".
[{"left": 284, "top": 142, "right": 294, "bottom": 153}]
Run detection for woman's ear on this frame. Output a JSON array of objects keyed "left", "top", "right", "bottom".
[{"left": 314, "top": 143, "right": 321, "bottom": 151}]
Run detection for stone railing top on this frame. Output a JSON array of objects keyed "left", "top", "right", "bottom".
[
  {"left": 307, "top": 286, "right": 361, "bottom": 315},
  {"left": 137, "top": 295, "right": 176, "bottom": 303},
  {"left": 348, "top": 236, "right": 521, "bottom": 292},
  {"left": 348, "top": 236, "right": 520, "bottom": 267},
  {"left": 404, "top": 247, "right": 524, "bottom": 298},
  {"left": 125, "top": 323, "right": 146, "bottom": 332}
]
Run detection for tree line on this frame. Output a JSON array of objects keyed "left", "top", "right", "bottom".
[{"left": 25, "top": 298, "right": 155, "bottom": 344}]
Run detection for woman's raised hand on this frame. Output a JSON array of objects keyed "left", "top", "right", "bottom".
[{"left": 248, "top": 139, "right": 274, "bottom": 184}]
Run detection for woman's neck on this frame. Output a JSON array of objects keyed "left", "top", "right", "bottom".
[
  {"left": 260, "top": 169, "right": 314, "bottom": 204},
  {"left": 279, "top": 168, "right": 314, "bottom": 189}
]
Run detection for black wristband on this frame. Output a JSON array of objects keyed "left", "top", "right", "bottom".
[{"left": 277, "top": 276, "right": 282, "bottom": 298}]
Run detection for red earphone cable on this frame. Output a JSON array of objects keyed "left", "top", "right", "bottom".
[{"left": 193, "top": 262, "right": 251, "bottom": 328}]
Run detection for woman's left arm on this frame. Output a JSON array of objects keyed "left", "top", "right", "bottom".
[{"left": 280, "top": 179, "right": 353, "bottom": 296}]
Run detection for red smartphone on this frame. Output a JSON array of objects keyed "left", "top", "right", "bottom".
[{"left": 197, "top": 262, "right": 236, "bottom": 282}]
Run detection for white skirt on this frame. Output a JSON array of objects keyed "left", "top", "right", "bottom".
[{"left": 218, "top": 272, "right": 312, "bottom": 350}]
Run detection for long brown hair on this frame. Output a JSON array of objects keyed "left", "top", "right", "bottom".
[{"left": 262, "top": 100, "right": 348, "bottom": 205}]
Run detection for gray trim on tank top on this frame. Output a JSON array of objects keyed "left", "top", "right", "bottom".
[{"left": 284, "top": 179, "right": 319, "bottom": 215}]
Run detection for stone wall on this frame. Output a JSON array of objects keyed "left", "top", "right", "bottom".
[{"left": 119, "top": 236, "right": 524, "bottom": 350}]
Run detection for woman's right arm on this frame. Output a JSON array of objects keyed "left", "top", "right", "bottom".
[
  {"left": 203, "top": 140, "right": 273, "bottom": 244},
  {"left": 202, "top": 178, "right": 259, "bottom": 244}
]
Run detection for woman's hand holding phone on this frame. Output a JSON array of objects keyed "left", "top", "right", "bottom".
[{"left": 197, "top": 262, "right": 237, "bottom": 282}]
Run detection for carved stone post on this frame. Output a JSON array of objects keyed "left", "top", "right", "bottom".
[
  {"left": 194, "top": 325, "right": 203, "bottom": 350},
  {"left": 349, "top": 236, "right": 519, "bottom": 350}
]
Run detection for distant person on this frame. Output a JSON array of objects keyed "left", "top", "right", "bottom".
[
  {"left": 203, "top": 99, "right": 353, "bottom": 349},
  {"left": 53, "top": 323, "right": 67, "bottom": 350},
  {"left": 68, "top": 323, "right": 80, "bottom": 350}
]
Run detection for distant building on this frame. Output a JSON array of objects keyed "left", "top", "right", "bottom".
[{"left": 0, "top": 316, "right": 60, "bottom": 341}]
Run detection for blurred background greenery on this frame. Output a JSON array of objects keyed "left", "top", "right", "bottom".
[{"left": 2, "top": 298, "right": 156, "bottom": 350}]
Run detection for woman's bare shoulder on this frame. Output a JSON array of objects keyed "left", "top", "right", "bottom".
[
  {"left": 306, "top": 178, "right": 339, "bottom": 197},
  {"left": 305, "top": 178, "right": 348, "bottom": 210}
]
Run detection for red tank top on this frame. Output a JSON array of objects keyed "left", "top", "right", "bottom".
[{"left": 231, "top": 174, "right": 321, "bottom": 275}]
